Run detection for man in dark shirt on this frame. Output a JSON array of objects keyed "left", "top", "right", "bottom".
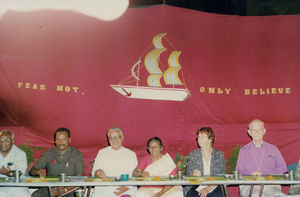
[{"left": 29, "top": 127, "right": 84, "bottom": 197}]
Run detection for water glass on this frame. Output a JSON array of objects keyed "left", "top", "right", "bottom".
[
  {"left": 289, "top": 170, "right": 295, "bottom": 180},
  {"left": 177, "top": 171, "right": 183, "bottom": 180},
  {"left": 233, "top": 170, "right": 240, "bottom": 180},
  {"left": 121, "top": 174, "right": 129, "bottom": 181},
  {"left": 59, "top": 173, "right": 66, "bottom": 182}
]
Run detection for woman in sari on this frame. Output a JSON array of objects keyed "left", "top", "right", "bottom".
[
  {"left": 185, "top": 127, "right": 225, "bottom": 197},
  {"left": 133, "top": 137, "right": 183, "bottom": 197}
]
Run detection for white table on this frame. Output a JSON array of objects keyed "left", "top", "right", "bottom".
[{"left": 0, "top": 176, "right": 299, "bottom": 197}]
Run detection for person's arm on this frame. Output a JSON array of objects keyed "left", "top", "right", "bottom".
[
  {"left": 273, "top": 147, "right": 287, "bottom": 174},
  {"left": 132, "top": 167, "right": 143, "bottom": 177},
  {"left": 220, "top": 152, "right": 226, "bottom": 174},
  {"left": 210, "top": 150, "right": 226, "bottom": 175},
  {"left": 91, "top": 150, "right": 104, "bottom": 177},
  {"left": 113, "top": 186, "right": 129, "bottom": 196},
  {"left": 198, "top": 185, "right": 217, "bottom": 197},
  {"left": 0, "top": 166, "right": 10, "bottom": 176},
  {"left": 153, "top": 186, "right": 173, "bottom": 197},
  {"left": 132, "top": 167, "right": 150, "bottom": 177},
  {"left": 75, "top": 151, "right": 84, "bottom": 176},
  {"left": 94, "top": 169, "right": 106, "bottom": 178},
  {"left": 186, "top": 151, "right": 201, "bottom": 176},
  {"left": 235, "top": 148, "right": 251, "bottom": 175},
  {"left": 29, "top": 167, "right": 46, "bottom": 177},
  {"left": 15, "top": 148, "right": 28, "bottom": 175},
  {"left": 29, "top": 150, "right": 48, "bottom": 177}
]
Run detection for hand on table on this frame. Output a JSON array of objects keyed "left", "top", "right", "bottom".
[
  {"left": 114, "top": 186, "right": 129, "bottom": 196},
  {"left": 142, "top": 171, "right": 150, "bottom": 177},
  {"left": 251, "top": 171, "right": 262, "bottom": 176},
  {"left": 192, "top": 169, "right": 202, "bottom": 176},
  {"left": 198, "top": 186, "right": 211, "bottom": 197},
  {"left": 37, "top": 169, "right": 46, "bottom": 178},
  {"left": 0, "top": 166, "right": 10, "bottom": 176},
  {"left": 95, "top": 169, "right": 106, "bottom": 178}
]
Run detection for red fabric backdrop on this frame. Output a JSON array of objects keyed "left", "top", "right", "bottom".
[{"left": 0, "top": 5, "right": 299, "bottom": 174}]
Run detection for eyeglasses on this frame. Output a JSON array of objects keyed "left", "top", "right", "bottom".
[
  {"left": 0, "top": 139, "right": 12, "bottom": 143},
  {"left": 148, "top": 146, "right": 161, "bottom": 150},
  {"left": 250, "top": 129, "right": 264, "bottom": 133},
  {"left": 108, "top": 136, "right": 122, "bottom": 141}
]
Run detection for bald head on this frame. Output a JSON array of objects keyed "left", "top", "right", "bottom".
[
  {"left": 248, "top": 119, "right": 266, "bottom": 146},
  {"left": 248, "top": 119, "right": 264, "bottom": 130}
]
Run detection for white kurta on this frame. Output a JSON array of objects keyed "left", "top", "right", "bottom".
[
  {"left": 0, "top": 145, "right": 27, "bottom": 176},
  {"left": 0, "top": 145, "right": 30, "bottom": 197},
  {"left": 92, "top": 146, "right": 138, "bottom": 197}
]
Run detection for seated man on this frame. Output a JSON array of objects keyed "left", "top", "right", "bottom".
[
  {"left": 29, "top": 127, "right": 84, "bottom": 197},
  {"left": 289, "top": 156, "right": 300, "bottom": 195},
  {"left": 0, "top": 130, "right": 30, "bottom": 197},
  {"left": 236, "top": 119, "right": 287, "bottom": 197},
  {"left": 92, "top": 127, "right": 138, "bottom": 197}
]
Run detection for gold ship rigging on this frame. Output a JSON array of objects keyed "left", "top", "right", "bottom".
[{"left": 110, "top": 33, "right": 190, "bottom": 101}]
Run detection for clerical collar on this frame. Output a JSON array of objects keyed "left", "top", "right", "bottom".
[{"left": 252, "top": 141, "right": 264, "bottom": 148}]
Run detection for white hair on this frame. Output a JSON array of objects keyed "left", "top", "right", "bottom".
[
  {"left": 0, "top": 129, "right": 15, "bottom": 140},
  {"left": 107, "top": 127, "right": 123, "bottom": 137}
]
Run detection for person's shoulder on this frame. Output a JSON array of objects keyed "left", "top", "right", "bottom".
[
  {"left": 213, "top": 148, "right": 224, "bottom": 155},
  {"left": 12, "top": 145, "right": 26, "bottom": 156},
  {"left": 263, "top": 141, "right": 276, "bottom": 147},
  {"left": 69, "top": 146, "right": 83, "bottom": 155},
  {"left": 188, "top": 148, "right": 201, "bottom": 157},
  {"left": 263, "top": 141, "right": 279, "bottom": 150},
  {"left": 44, "top": 147, "right": 56, "bottom": 153},
  {"left": 69, "top": 146, "right": 81, "bottom": 152},
  {"left": 37, "top": 147, "right": 57, "bottom": 158},
  {"left": 240, "top": 142, "right": 252, "bottom": 151},
  {"left": 122, "top": 147, "right": 137, "bottom": 155},
  {"left": 97, "top": 146, "right": 111, "bottom": 154}
]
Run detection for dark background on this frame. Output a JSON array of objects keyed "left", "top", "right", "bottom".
[{"left": 130, "top": 0, "right": 300, "bottom": 16}]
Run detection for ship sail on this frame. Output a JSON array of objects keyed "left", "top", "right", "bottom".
[
  {"left": 153, "top": 32, "right": 167, "bottom": 48},
  {"left": 144, "top": 33, "right": 167, "bottom": 87},
  {"left": 144, "top": 48, "right": 166, "bottom": 87},
  {"left": 164, "top": 51, "right": 183, "bottom": 85},
  {"left": 110, "top": 32, "right": 191, "bottom": 101}
]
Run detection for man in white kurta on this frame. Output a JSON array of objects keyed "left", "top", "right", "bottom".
[
  {"left": 92, "top": 128, "right": 138, "bottom": 197},
  {"left": 0, "top": 130, "right": 30, "bottom": 197}
]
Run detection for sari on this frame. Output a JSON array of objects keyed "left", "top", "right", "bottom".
[{"left": 136, "top": 153, "right": 183, "bottom": 197}]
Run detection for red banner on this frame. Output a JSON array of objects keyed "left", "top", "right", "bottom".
[{"left": 0, "top": 5, "right": 299, "bottom": 174}]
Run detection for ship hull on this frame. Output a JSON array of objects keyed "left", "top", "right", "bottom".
[{"left": 110, "top": 85, "right": 190, "bottom": 101}]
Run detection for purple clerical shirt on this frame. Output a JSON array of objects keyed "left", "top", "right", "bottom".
[{"left": 236, "top": 141, "right": 287, "bottom": 175}]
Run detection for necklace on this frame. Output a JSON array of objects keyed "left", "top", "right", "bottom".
[{"left": 251, "top": 145, "right": 264, "bottom": 171}]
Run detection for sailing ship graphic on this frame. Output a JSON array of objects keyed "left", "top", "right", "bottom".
[{"left": 110, "top": 33, "right": 191, "bottom": 101}]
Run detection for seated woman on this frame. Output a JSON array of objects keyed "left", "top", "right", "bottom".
[
  {"left": 185, "top": 127, "right": 225, "bottom": 197},
  {"left": 133, "top": 137, "right": 183, "bottom": 197}
]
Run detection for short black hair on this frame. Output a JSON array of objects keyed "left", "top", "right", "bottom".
[
  {"left": 147, "top": 137, "right": 163, "bottom": 148},
  {"left": 54, "top": 127, "right": 70, "bottom": 140}
]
